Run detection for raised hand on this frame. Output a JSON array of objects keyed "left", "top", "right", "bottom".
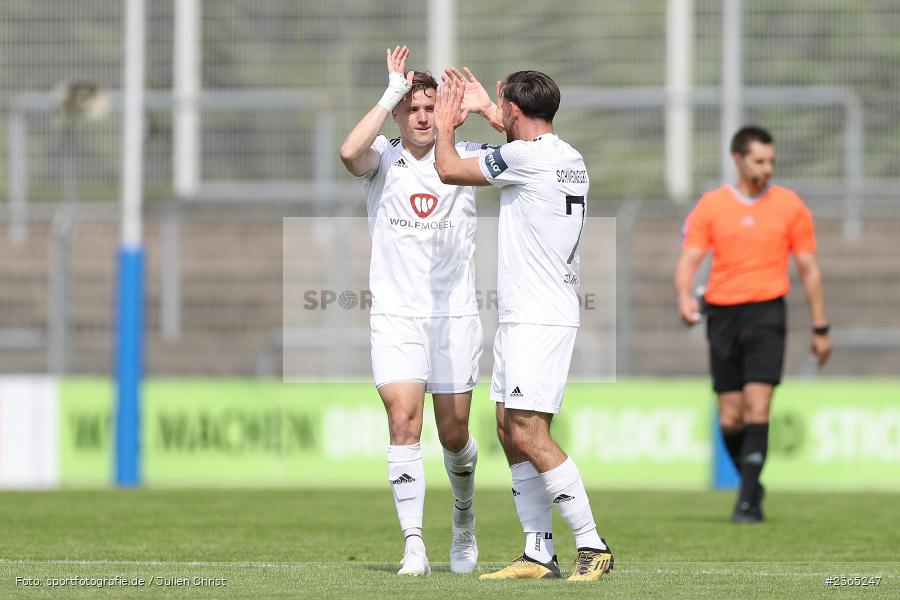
[
  {"left": 386, "top": 45, "right": 414, "bottom": 90},
  {"left": 378, "top": 45, "right": 413, "bottom": 111},
  {"left": 442, "top": 67, "right": 504, "bottom": 133},
  {"left": 434, "top": 78, "right": 469, "bottom": 135},
  {"left": 443, "top": 67, "right": 493, "bottom": 115}
]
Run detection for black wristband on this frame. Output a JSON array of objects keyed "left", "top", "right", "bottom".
[{"left": 812, "top": 325, "right": 830, "bottom": 336}]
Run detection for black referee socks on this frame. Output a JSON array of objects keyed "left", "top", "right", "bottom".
[
  {"left": 738, "top": 423, "right": 769, "bottom": 505},
  {"left": 723, "top": 428, "right": 746, "bottom": 472}
]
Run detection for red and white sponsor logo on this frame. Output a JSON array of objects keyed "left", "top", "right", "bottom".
[{"left": 409, "top": 193, "right": 438, "bottom": 218}]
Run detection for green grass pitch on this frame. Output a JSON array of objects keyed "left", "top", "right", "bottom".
[{"left": 0, "top": 488, "right": 897, "bottom": 598}]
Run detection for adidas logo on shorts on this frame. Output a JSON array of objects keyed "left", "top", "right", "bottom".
[
  {"left": 391, "top": 473, "right": 416, "bottom": 485},
  {"left": 510, "top": 386, "right": 524, "bottom": 398}
]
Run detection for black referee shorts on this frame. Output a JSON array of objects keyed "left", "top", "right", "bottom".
[{"left": 705, "top": 296, "right": 786, "bottom": 393}]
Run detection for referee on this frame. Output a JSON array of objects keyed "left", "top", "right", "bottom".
[{"left": 674, "top": 126, "right": 832, "bottom": 524}]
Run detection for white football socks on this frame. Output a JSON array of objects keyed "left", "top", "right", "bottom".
[
  {"left": 443, "top": 436, "right": 478, "bottom": 528},
  {"left": 540, "top": 457, "right": 606, "bottom": 550},
  {"left": 511, "top": 461, "right": 555, "bottom": 563},
  {"left": 388, "top": 443, "right": 426, "bottom": 541},
  {"left": 403, "top": 530, "right": 426, "bottom": 554}
]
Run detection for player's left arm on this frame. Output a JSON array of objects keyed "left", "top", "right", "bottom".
[
  {"left": 794, "top": 251, "right": 832, "bottom": 366},
  {"left": 433, "top": 78, "right": 490, "bottom": 186},
  {"left": 791, "top": 199, "right": 831, "bottom": 365}
]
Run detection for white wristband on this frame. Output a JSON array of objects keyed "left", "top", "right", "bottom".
[{"left": 377, "top": 72, "right": 410, "bottom": 111}]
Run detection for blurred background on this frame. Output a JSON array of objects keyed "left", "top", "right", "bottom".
[{"left": 0, "top": 0, "right": 898, "bottom": 489}]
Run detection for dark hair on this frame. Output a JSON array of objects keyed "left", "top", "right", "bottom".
[
  {"left": 730, "top": 126, "right": 774, "bottom": 156},
  {"left": 500, "top": 70, "right": 560, "bottom": 122},
  {"left": 405, "top": 71, "right": 438, "bottom": 99}
]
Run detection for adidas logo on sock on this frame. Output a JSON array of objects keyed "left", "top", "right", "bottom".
[
  {"left": 743, "top": 451, "right": 764, "bottom": 465},
  {"left": 393, "top": 158, "right": 408, "bottom": 168},
  {"left": 510, "top": 386, "right": 524, "bottom": 397},
  {"left": 553, "top": 494, "right": 574, "bottom": 504},
  {"left": 511, "top": 487, "right": 521, "bottom": 496},
  {"left": 391, "top": 473, "right": 416, "bottom": 485},
  {"left": 450, "top": 470, "right": 473, "bottom": 478}
]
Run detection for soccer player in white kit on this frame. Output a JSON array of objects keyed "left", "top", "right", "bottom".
[
  {"left": 339, "top": 46, "right": 500, "bottom": 576},
  {"left": 434, "top": 70, "right": 614, "bottom": 582}
]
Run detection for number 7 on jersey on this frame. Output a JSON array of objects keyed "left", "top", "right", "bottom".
[{"left": 565, "top": 195, "right": 585, "bottom": 264}]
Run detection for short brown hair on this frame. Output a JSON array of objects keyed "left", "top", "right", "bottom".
[
  {"left": 499, "top": 70, "right": 560, "bottom": 122},
  {"left": 405, "top": 71, "right": 438, "bottom": 100},
  {"left": 731, "top": 126, "right": 774, "bottom": 156}
]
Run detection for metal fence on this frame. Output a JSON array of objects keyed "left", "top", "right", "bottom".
[
  {"left": 4, "top": 1, "right": 900, "bottom": 204},
  {"left": 1, "top": 1, "right": 899, "bottom": 377}
]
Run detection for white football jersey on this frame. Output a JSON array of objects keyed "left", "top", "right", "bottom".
[
  {"left": 478, "top": 133, "right": 589, "bottom": 326},
  {"left": 363, "top": 135, "right": 494, "bottom": 317}
]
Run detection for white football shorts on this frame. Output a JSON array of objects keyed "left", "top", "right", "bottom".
[
  {"left": 370, "top": 314, "right": 482, "bottom": 394},
  {"left": 490, "top": 322, "right": 578, "bottom": 414}
]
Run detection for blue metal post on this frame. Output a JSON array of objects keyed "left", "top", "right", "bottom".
[
  {"left": 712, "top": 402, "right": 740, "bottom": 489},
  {"left": 115, "top": 248, "right": 144, "bottom": 486}
]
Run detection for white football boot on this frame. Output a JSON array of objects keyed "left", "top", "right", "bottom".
[
  {"left": 450, "top": 525, "right": 478, "bottom": 573},
  {"left": 397, "top": 539, "right": 431, "bottom": 576}
]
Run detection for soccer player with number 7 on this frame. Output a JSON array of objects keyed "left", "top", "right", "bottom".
[
  {"left": 339, "top": 46, "right": 504, "bottom": 576},
  {"left": 434, "top": 70, "right": 615, "bottom": 582}
]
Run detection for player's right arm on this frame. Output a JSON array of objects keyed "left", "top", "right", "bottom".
[
  {"left": 339, "top": 45, "right": 413, "bottom": 177},
  {"left": 674, "top": 247, "right": 705, "bottom": 326},
  {"left": 674, "top": 197, "right": 711, "bottom": 326},
  {"left": 339, "top": 106, "right": 390, "bottom": 176}
]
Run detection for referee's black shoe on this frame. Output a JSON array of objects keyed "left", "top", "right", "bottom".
[
  {"left": 753, "top": 483, "right": 765, "bottom": 519},
  {"left": 732, "top": 492, "right": 764, "bottom": 525},
  {"left": 731, "top": 501, "right": 762, "bottom": 524},
  {"left": 731, "top": 482, "right": 765, "bottom": 524}
]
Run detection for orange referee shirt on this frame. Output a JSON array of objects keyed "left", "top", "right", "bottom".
[{"left": 682, "top": 184, "right": 817, "bottom": 306}]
